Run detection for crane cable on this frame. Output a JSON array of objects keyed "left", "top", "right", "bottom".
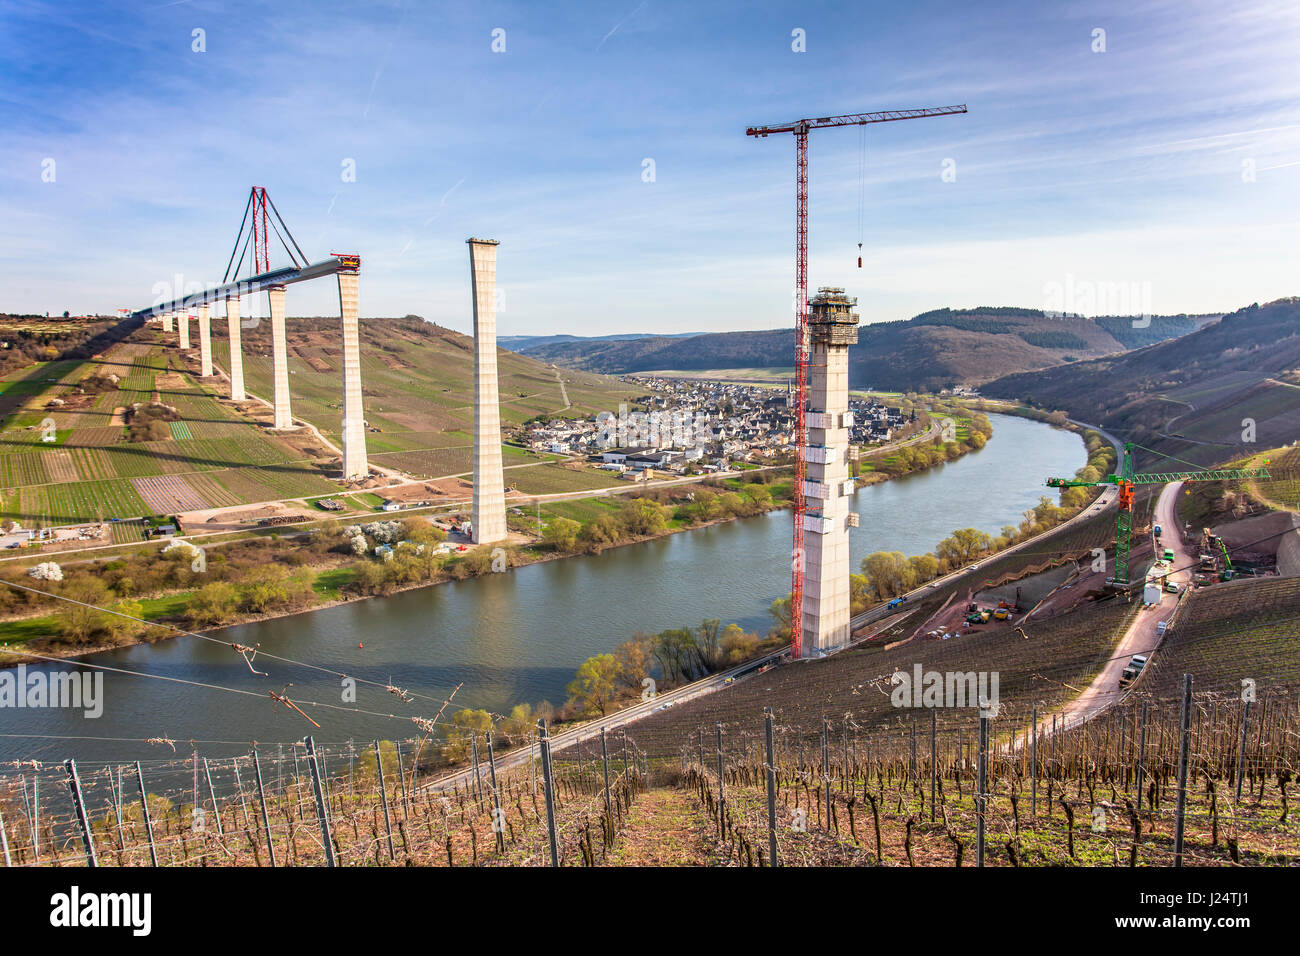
[{"left": 856, "top": 124, "right": 867, "bottom": 268}]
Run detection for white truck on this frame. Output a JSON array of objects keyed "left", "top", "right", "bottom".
[{"left": 1143, "top": 582, "right": 1162, "bottom": 606}]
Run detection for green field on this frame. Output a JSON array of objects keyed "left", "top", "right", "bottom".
[{"left": 507, "top": 464, "right": 627, "bottom": 495}]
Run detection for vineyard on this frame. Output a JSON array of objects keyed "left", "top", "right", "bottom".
[
  {"left": 665, "top": 686, "right": 1299, "bottom": 866},
  {"left": 0, "top": 731, "right": 653, "bottom": 868},
  {"left": 629, "top": 598, "right": 1137, "bottom": 757},
  {"left": 1141, "top": 577, "right": 1300, "bottom": 697},
  {"left": 0, "top": 339, "right": 350, "bottom": 524},
  {"left": 4, "top": 679, "right": 1295, "bottom": 867}
]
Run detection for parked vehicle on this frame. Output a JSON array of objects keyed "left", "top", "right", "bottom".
[
  {"left": 1156, "top": 621, "right": 1169, "bottom": 636},
  {"left": 1120, "top": 653, "right": 1149, "bottom": 687},
  {"left": 1162, "top": 548, "right": 1176, "bottom": 563}
]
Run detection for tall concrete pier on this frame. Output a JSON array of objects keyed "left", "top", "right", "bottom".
[
  {"left": 801, "top": 287, "right": 860, "bottom": 655},
  {"left": 268, "top": 286, "right": 293, "bottom": 429},
  {"left": 337, "top": 268, "right": 368, "bottom": 480},
  {"left": 196, "top": 304, "right": 212, "bottom": 377},
  {"left": 162, "top": 312, "right": 173, "bottom": 333},
  {"left": 224, "top": 296, "right": 246, "bottom": 402},
  {"left": 178, "top": 311, "right": 191, "bottom": 350},
  {"left": 467, "top": 238, "right": 507, "bottom": 545}
]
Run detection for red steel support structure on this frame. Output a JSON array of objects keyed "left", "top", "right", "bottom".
[
  {"left": 746, "top": 104, "right": 966, "bottom": 657},
  {"left": 251, "top": 186, "right": 271, "bottom": 276}
]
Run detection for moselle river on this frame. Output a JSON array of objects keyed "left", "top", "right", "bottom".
[{"left": 0, "top": 413, "right": 1084, "bottom": 763}]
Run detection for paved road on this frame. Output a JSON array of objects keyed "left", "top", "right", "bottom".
[
  {"left": 418, "top": 648, "right": 788, "bottom": 793},
  {"left": 1046, "top": 479, "right": 1186, "bottom": 733},
  {"left": 846, "top": 419, "right": 1122, "bottom": 635}
]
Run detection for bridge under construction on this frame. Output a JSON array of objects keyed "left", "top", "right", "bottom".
[{"left": 126, "top": 187, "right": 369, "bottom": 481}]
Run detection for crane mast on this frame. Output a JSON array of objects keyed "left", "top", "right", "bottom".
[{"left": 746, "top": 104, "right": 966, "bottom": 658}]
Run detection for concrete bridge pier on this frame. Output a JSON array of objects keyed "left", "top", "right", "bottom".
[
  {"left": 801, "top": 288, "right": 860, "bottom": 657},
  {"left": 178, "top": 311, "right": 191, "bottom": 350},
  {"left": 468, "top": 237, "right": 508, "bottom": 546},
  {"left": 162, "top": 312, "right": 174, "bottom": 333},
  {"left": 197, "top": 304, "right": 212, "bottom": 377},
  {"left": 268, "top": 286, "right": 293, "bottom": 430},
  {"left": 224, "top": 296, "right": 246, "bottom": 402},
  {"left": 337, "top": 268, "right": 368, "bottom": 480}
]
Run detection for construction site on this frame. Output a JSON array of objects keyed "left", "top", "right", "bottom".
[{"left": 3, "top": 8, "right": 1300, "bottom": 933}]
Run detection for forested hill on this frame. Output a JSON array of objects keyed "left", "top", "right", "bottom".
[{"left": 517, "top": 308, "right": 1203, "bottom": 392}]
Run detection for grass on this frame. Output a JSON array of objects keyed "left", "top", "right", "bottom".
[
  {"left": 313, "top": 566, "right": 358, "bottom": 599},
  {"left": 508, "top": 464, "right": 627, "bottom": 495},
  {"left": 0, "top": 591, "right": 192, "bottom": 645}
]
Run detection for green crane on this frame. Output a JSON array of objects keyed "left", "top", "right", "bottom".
[
  {"left": 1216, "top": 536, "right": 1236, "bottom": 580},
  {"left": 1046, "top": 442, "right": 1270, "bottom": 591}
]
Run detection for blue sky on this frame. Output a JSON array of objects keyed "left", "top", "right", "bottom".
[{"left": 2, "top": 0, "right": 1298, "bottom": 335}]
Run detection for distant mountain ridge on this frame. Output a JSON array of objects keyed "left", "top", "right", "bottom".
[
  {"left": 517, "top": 308, "right": 1208, "bottom": 392},
  {"left": 500, "top": 332, "right": 697, "bottom": 353},
  {"left": 981, "top": 298, "right": 1300, "bottom": 464}
]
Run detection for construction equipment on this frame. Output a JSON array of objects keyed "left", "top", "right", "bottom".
[
  {"left": 747, "top": 104, "right": 967, "bottom": 656},
  {"left": 1047, "top": 442, "right": 1269, "bottom": 592},
  {"left": 1217, "top": 536, "right": 1236, "bottom": 580}
]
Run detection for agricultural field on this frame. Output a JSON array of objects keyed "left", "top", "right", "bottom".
[
  {"left": 1142, "top": 577, "right": 1300, "bottom": 697},
  {"left": 16, "top": 478, "right": 150, "bottom": 524},
  {"left": 109, "top": 518, "right": 148, "bottom": 544},
  {"left": 0, "top": 337, "right": 350, "bottom": 525},
  {"left": 368, "top": 443, "right": 555, "bottom": 479},
  {"left": 507, "top": 463, "right": 627, "bottom": 495}
]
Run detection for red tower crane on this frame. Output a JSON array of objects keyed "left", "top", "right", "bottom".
[{"left": 746, "top": 104, "right": 967, "bottom": 658}]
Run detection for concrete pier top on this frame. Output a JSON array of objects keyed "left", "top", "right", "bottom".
[{"left": 467, "top": 237, "right": 500, "bottom": 246}]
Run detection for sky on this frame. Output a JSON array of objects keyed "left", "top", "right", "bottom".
[{"left": 1, "top": 0, "right": 1298, "bottom": 336}]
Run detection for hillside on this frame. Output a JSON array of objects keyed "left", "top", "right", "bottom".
[
  {"left": 0, "top": 314, "right": 637, "bottom": 526},
  {"left": 500, "top": 332, "right": 696, "bottom": 353},
  {"left": 523, "top": 308, "right": 1202, "bottom": 392},
  {"left": 1140, "top": 577, "right": 1300, "bottom": 696},
  {"left": 982, "top": 298, "right": 1300, "bottom": 466}
]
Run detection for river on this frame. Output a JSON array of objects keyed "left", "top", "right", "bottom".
[{"left": 0, "top": 413, "right": 1083, "bottom": 764}]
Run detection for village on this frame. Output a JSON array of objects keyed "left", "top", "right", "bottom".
[{"left": 516, "top": 377, "right": 916, "bottom": 479}]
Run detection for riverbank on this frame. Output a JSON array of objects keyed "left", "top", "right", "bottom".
[{"left": 0, "top": 407, "right": 995, "bottom": 666}]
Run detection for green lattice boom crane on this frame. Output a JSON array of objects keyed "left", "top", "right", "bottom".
[{"left": 1046, "top": 442, "right": 1270, "bottom": 590}]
